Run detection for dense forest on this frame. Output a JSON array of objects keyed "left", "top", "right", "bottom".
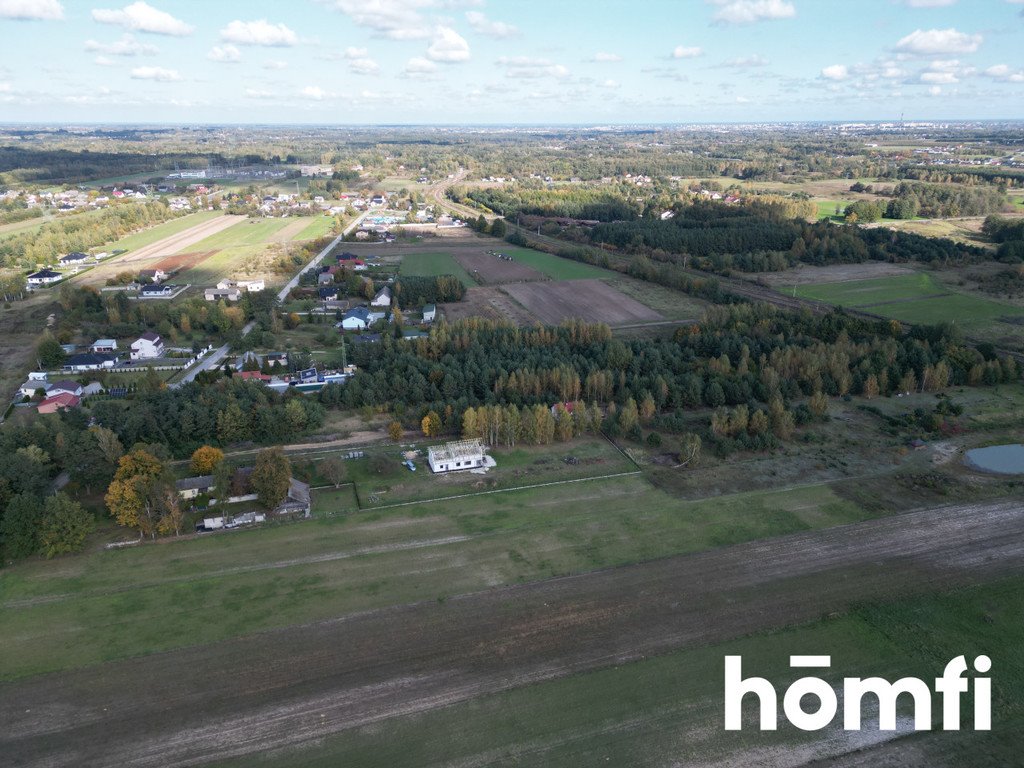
[
  {"left": 585, "top": 200, "right": 986, "bottom": 273},
  {"left": 461, "top": 185, "right": 641, "bottom": 222},
  {"left": 983, "top": 214, "right": 1024, "bottom": 263}
]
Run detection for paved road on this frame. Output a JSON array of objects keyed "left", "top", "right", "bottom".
[
  {"left": 173, "top": 212, "right": 368, "bottom": 386},
  {"left": 3, "top": 498, "right": 1023, "bottom": 767}
]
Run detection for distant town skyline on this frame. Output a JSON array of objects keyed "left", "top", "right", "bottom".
[{"left": 1, "top": 0, "right": 1023, "bottom": 123}]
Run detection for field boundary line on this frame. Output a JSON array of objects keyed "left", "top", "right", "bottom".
[{"left": 365, "top": 470, "right": 643, "bottom": 511}]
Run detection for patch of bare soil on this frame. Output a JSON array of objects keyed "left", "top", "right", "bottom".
[
  {"left": 758, "top": 262, "right": 916, "bottom": 288},
  {"left": 501, "top": 279, "right": 664, "bottom": 326}
]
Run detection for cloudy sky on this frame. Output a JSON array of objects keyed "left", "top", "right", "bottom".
[{"left": 0, "top": 0, "right": 1022, "bottom": 123}]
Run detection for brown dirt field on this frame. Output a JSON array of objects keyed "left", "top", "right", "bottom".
[
  {"left": 75, "top": 215, "right": 242, "bottom": 287},
  {"left": 453, "top": 251, "right": 547, "bottom": 284},
  {"left": 439, "top": 286, "right": 535, "bottom": 326},
  {"left": 758, "top": 262, "right": 916, "bottom": 288},
  {"left": 501, "top": 279, "right": 665, "bottom": 326},
  {"left": 151, "top": 249, "right": 216, "bottom": 274},
  {"left": 3, "top": 499, "right": 1023, "bottom": 768}
]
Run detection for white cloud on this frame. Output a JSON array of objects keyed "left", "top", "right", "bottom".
[
  {"left": 894, "top": 28, "right": 982, "bottom": 56},
  {"left": 130, "top": 66, "right": 181, "bottom": 81},
  {"left": 321, "top": 0, "right": 434, "bottom": 40},
  {"left": 927, "top": 85, "right": 943, "bottom": 96},
  {"left": 245, "top": 88, "right": 276, "bottom": 99},
  {"left": 404, "top": 57, "right": 437, "bottom": 75},
  {"left": 672, "top": 45, "right": 703, "bottom": 59},
  {"left": 344, "top": 47, "right": 369, "bottom": 59},
  {"left": 983, "top": 64, "right": 1024, "bottom": 82},
  {"left": 263, "top": 60, "right": 288, "bottom": 70},
  {"left": 903, "top": 0, "right": 956, "bottom": 6},
  {"left": 710, "top": 0, "right": 795, "bottom": 24},
  {"left": 465, "top": 11, "right": 518, "bottom": 38},
  {"left": 821, "top": 64, "right": 849, "bottom": 80},
  {"left": 719, "top": 54, "right": 770, "bottom": 68},
  {"left": 497, "top": 56, "right": 570, "bottom": 79},
  {"left": 426, "top": 26, "right": 470, "bottom": 62},
  {"left": 592, "top": 52, "right": 622, "bottom": 62},
  {"left": 349, "top": 58, "right": 380, "bottom": 75},
  {"left": 94, "top": 56, "right": 115, "bottom": 66},
  {"left": 600, "top": 79, "right": 620, "bottom": 89},
  {"left": 921, "top": 70, "right": 958, "bottom": 83},
  {"left": 84, "top": 34, "right": 157, "bottom": 56},
  {"left": 220, "top": 19, "right": 298, "bottom": 47},
  {"left": 92, "top": 2, "right": 192, "bottom": 36},
  {"left": 208, "top": 44, "right": 242, "bottom": 63},
  {"left": 0, "top": 0, "right": 64, "bottom": 20},
  {"left": 300, "top": 85, "right": 329, "bottom": 100}
]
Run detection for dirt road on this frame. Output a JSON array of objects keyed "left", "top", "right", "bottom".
[{"left": 3, "top": 499, "right": 1024, "bottom": 767}]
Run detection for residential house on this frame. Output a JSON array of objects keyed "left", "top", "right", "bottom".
[
  {"left": 422, "top": 304, "right": 436, "bottom": 323},
  {"left": 62, "top": 353, "right": 115, "bottom": 372},
  {"left": 217, "top": 278, "right": 265, "bottom": 293},
  {"left": 59, "top": 251, "right": 92, "bottom": 267},
  {"left": 319, "top": 285, "right": 341, "bottom": 301},
  {"left": 275, "top": 478, "right": 311, "bottom": 516},
  {"left": 204, "top": 287, "right": 241, "bottom": 302},
  {"left": 18, "top": 379, "right": 48, "bottom": 398},
  {"left": 138, "top": 268, "right": 168, "bottom": 283},
  {"left": 236, "top": 370, "right": 271, "bottom": 382},
  {"left": 37, "top": 392, "right": 81, "bottom": 414},
  {"left": 90, "top": 339, "right": 117, "bottom": 353},
  {"left": 131, "top": 331, "right": 164, "bottom": 360},
  {"left": 139, "top": 284, "right": 175, "bottom": 298},
  {"left": 27, "top": 269, "right": 62, "bottom": 287},
  {"left": 46, "top": 380, "right": 84, "bottom": 398},
  {"left": 175, "top": 475, "right": 215, "bottom": 500},
  {"left": 317, "top": 272, "right": 335, "bottom": 286},
  {"left": 371, "top": 286, "right": 391, "bottom": 307},
  {"left": 339, "top": 306, "right": 370, "bottom": 330},
  {"left": 427, "top": 439, "right": 486, "bottom": 473}
]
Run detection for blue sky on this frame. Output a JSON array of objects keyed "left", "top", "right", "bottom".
[{"left": 0, "top": 0, "right": 1022, "bottom": 123}]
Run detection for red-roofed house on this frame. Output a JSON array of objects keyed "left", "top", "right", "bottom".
[
  {"left": 37, "top": 392, "right": 81, "bottom": 414},
  {"left": 236, "top": 371, "right": 271, "bottom": 381}
]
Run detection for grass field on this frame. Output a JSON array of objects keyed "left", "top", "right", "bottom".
[
  {"left": 105, "top": 210, "right": 223, "bottom": 254},
  {"left": 223, "top": 575, "right": 1024, "bottom": 768},
  {"left": 398, "top": 251, "right": 478, "bottom": 287},
  {"left": 295, "top": 214, "right": 338, "bottom": 240},
  {"left": 186, "top": 218, "right": 293, "bottom": 251},
  {"left": 171, "top": 218, "right": 302, "bottom": 287},
  {"left": 0, "top": 475, "right": 871, "bottom": 680},
  {"left": 501, "top": 246, "right": 618, "bottom": 280},
  {"left": 793, "top": 272, "right": 1024, "bottom": 332}
]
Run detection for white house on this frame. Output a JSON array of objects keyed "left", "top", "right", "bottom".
[
  {"left": 18, "top": 379, "right": 47, "bottom": 398},
  {"left": 175, "top": 475, "right": 215, "bottom": 500},
  {"left": 422, "top": 304, "right": 436, "bottom": 323},
  {"left": 45, "top": 380, "right": 84, "bottom": 398},
  {"left": 427, "top": 439, "right": 486, "bottom": 473},
  {"left": 59, "top": 252, "right": 92, "bottom": 268},
  {"left": 216, "top": 278, "right": 265, "bottom": 293},
  {"left": 90, "top": 339, "right": 117, "bottom": 353},
  {"left": 339, "top": 306, "right": 370, "bottom": 330},
  {"left": 371, "top": 286, "right": 391, "bottom": 307},
  {"left": 131, "top": 331, "right": 164, "bottom": 360},
  {"left": 139, "top": 284, "right": 175, "bottom": 298},
  {"left": 27, "top": 269, "right": 62, "bottom": 287},
  {"left": 62, "top": 353, "right": 115, "bottom": 372}
]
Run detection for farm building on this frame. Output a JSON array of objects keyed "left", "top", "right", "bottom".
[
  {"left": 427, "top": 439, "right": 486, "bottom": 473},
  {"left": 90, "top": 339, "right": 117, "bottom": 353},
  {"left": 205, "top": 287, "right": 241, "bottom": 302},
  {"left": 139, "top": 284, "right": 175, "bottom": 298}
]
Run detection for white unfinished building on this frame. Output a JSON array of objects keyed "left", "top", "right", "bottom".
[{"left": 428, "top": 439, "right": 486, "bottom": 473}]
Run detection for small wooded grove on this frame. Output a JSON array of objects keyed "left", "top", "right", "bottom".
[{"left": 586, "top": 200, "right": 987, "bottom": 272}]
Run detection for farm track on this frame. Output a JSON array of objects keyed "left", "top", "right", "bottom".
[{"left": 3, "top": 498, "right": 1024, "bottom": 767}]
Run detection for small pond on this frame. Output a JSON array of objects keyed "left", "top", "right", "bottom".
[{"left": 964, "top": 444, "right": 1024, "bottom": 475}]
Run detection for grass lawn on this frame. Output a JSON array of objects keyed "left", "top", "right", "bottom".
[
  {"left": 794, "top": 272, "right": 1024, "bottom": 331},
  {"left": 106, "top": 210, "right": 223, "bottom": 253},
  {"left": 185, "top": 217, "right": 292, "bottom": 251},
  {"left": 295, "top": 215, "right": 338, "bottom": 240},
  {"left": 398, "top": 251, "right": 478, "bottom": 287},
  {"left": 815, "top": 199, "right": 845, "bottom": 220},
  {"left": 220, "top": 576, "right": 1024, "bottom": 768},
  {"left": 0, "top": 476, "right": 872, "bottom": 680},
  {"left": 606, "top": 275, "right": 710, "bottom": 320},
  {"left": 502, "top": 246, "right": 619, "bottom": 281}
]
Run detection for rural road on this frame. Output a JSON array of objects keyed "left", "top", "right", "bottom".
[
  {"left": 3, "top": 498, "right": 1024, "bottom": 767},
  {"left": 173, "top": 211, "right": 368, "bottom": 386}
]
